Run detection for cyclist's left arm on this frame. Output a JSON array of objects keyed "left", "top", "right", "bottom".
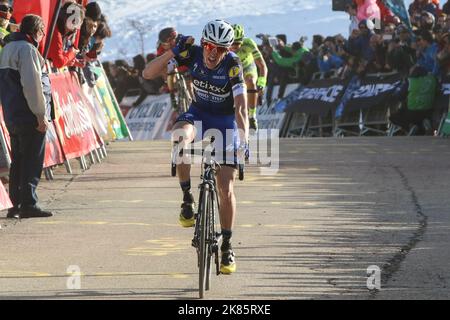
[{"left": 229, "top": 57, "right": 249, "bottom": 144}]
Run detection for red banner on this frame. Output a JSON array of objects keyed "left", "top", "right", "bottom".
[
  {"left": 0, "top": 106, "right": 11, "bottom": 177},
  {"left": 1, "top": 104, "right": 66, "bottom": 169},
  {"left": 50, "top": 71, "right": 99, "bottom": 160},
  {"left": 0, "top": 106, "right": 11, "bottom": 155},
  {"left": 0, "top": 182, "right": 12, "bottom": 211},
  {"left": 12, "top": 0, "right": 57, "bottom": 54},
  {"left": 44, "top": 121, "right": 66, "bottom": 168}
]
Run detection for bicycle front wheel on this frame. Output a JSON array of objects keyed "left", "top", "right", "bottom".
[{"left": 198, "top": 185, "right": 210, "bottom": 299}]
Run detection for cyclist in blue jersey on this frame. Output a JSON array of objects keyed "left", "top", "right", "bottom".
[{"left": 143, "top": 20, "right": 248, "bottom": 274}]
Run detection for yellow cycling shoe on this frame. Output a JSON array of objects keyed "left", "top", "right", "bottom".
[
  {"left": 179, "top": 213, "right": 195, "bottom": 228},
  {"left": 179, "top": 202, "right": 195, "bottom": 228},
  {"left": 220, "top": 248, "right": 236, "bottom": 274}
]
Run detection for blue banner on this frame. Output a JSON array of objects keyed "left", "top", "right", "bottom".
[
  {"left": 275, "top": 85, "right": 304, "bottom": 113},
  {"left": 381, "top": 0, "right": 413, "bottom": 30}
]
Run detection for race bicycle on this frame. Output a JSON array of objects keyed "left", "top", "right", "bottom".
[{"left": 171, "top": 138, "right": 244, "bottom": 298}]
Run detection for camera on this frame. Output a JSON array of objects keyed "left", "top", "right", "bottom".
[{"left": 268, "top": 37, "right": 279, "bottom": 47}]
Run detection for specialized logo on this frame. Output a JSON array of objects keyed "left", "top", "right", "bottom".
[{"left": 228, "top": 66, "right": 241, "bottom": 78}]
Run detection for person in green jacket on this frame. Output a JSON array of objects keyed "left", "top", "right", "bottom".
[
  {"left": 390, "top": 65, "right": 438, "bottom": 135},
  {"left": 266, "top": 36, "right": 310, "bottom": 100},
  {"left": 270, "top": 40, "right": 310, "bottom": 70}
]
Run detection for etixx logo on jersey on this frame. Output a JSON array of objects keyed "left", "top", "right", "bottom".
[{"left": 228, "top": 65, "right": 241, "bottom": 78}]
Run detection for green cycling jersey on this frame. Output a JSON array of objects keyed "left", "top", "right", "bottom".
[{"left": 236, "top": 38, "right": 262, "bottom": 69}]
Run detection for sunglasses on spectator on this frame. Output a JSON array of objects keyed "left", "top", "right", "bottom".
[{"left": 202, "top": 41, "right": 229, "bottom": 54}]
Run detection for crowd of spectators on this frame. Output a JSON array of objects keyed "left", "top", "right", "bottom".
[
  {"left": 255, "top": 0, "right": 450, "bottom": 134},
  {"left": 0, "top": 0, "right": 113, "bottom": 89},
  {"left": 102, "top": 53, "right": 165, "bottom": 106},
  {"left": 101, "top": 0, "right": 450, "bottom": 135}
]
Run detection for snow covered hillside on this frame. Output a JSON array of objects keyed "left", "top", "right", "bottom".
[{"left": 97, "top": 0, "right": 415, "bottom": 62}]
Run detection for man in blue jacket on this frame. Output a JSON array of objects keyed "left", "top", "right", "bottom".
[
  {"left": 0, "top": 14, "right": 53, "bottom": 219},
  {"left": 416, "top": 30, "right": 439, "bottom": 76}
]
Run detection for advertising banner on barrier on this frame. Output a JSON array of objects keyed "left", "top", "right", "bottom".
[
  {"left": 81, "top": 84, "right": 109, "bottom": 139},
  {"left": 0, "top": 182, "right": 13, "bottom": 211},
  {"left": 125, "top": 94, "right": 173, "bottom": 140},
  {"left": 343, "top": 72, "right": 403, "bottom": 114},
  {"left": 50, "top": 72, "right": 99, "bottom": 160},
  {"left": 285, "top": 78, "right": 347, "bottom": 116},
  {"left": 0, "top": 106, "right": 64, "bottom": 170},
  {"left": 258, "top": 84, "right": 299, "bottom": 130},
  {"left": 44, "top": 121, "right": 66, "bottom": 168},
  {"left": 93, "top": 66, "right": 131, "bottom": 140},
  {"left": 0, "top": 106, "right": 10, "bottom": 176}
]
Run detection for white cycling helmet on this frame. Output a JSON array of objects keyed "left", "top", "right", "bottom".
[{"left": 202, "top": 19, "right": 234, "bottom": 47}]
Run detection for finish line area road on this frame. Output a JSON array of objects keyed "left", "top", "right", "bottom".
[{"left": 0, "top": 137, "right": 450, "bottom": 300}]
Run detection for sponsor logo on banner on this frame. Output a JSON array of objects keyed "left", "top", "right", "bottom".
[
  {"left": 50, "top": 72, "right": 99, "bottom": 160},
  {"left": 351, "top": 82, "right": 402, "bottom": 99},
  {"left": 53, "top": 91, "right": 94, "bottom": 139},
  {"left": 125, "top": 94, "right": 174, "bottom": 140},
  {"left": 297, "top": 85, "right": 344, "bottom": 103}
]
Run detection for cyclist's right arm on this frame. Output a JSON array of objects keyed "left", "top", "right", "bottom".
[
  {"left": 143, "top": 36, "right": 194, "bottom": 80},
  {"left": 142, "top": 50, "right": 176, "bottom": 80}
]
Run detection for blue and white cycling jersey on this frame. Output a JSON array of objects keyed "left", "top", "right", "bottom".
[
  {"left": 174, "top": 45, "right": 246, "bottom": 165},
  {"left": 175, "top": 45, "right": 246, "bottom": 116}
]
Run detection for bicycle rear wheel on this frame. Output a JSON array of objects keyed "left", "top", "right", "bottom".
[
  {"left": 198, "top": 185, "right": 210, "bottom": 299},
  {"left": 177, "top": 75, "right": 190, "bottom": 114}
]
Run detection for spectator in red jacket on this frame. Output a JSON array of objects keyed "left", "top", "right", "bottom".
[{"left": 47, "top": 1, "right": 85, "bottom": 69}]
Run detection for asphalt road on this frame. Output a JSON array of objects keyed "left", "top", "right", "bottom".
[{"left": 1, "top": 137, "right": 450, "bottom": 300}]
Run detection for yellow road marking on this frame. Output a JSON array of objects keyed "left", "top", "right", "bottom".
[
  {"left": 36, "top": 221, "right": 66, "bottom": 225},
  {"left": 126, "top": 238, "right": 189, "bottom": 257},
  {"left": 98, "top": 200, "right": 144, "bottom": 204},
  {"left": 169, "top": 273, "right": 189, "bottom": 279},
  {"left": 0, "top": 270, "right": 51, "bottom": 277},
  {"left": 111, "top": 222, "right": 152, "bottom": 227},
  {"left": 79, "top": 221, "right": 109, "bottom": 225}
]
